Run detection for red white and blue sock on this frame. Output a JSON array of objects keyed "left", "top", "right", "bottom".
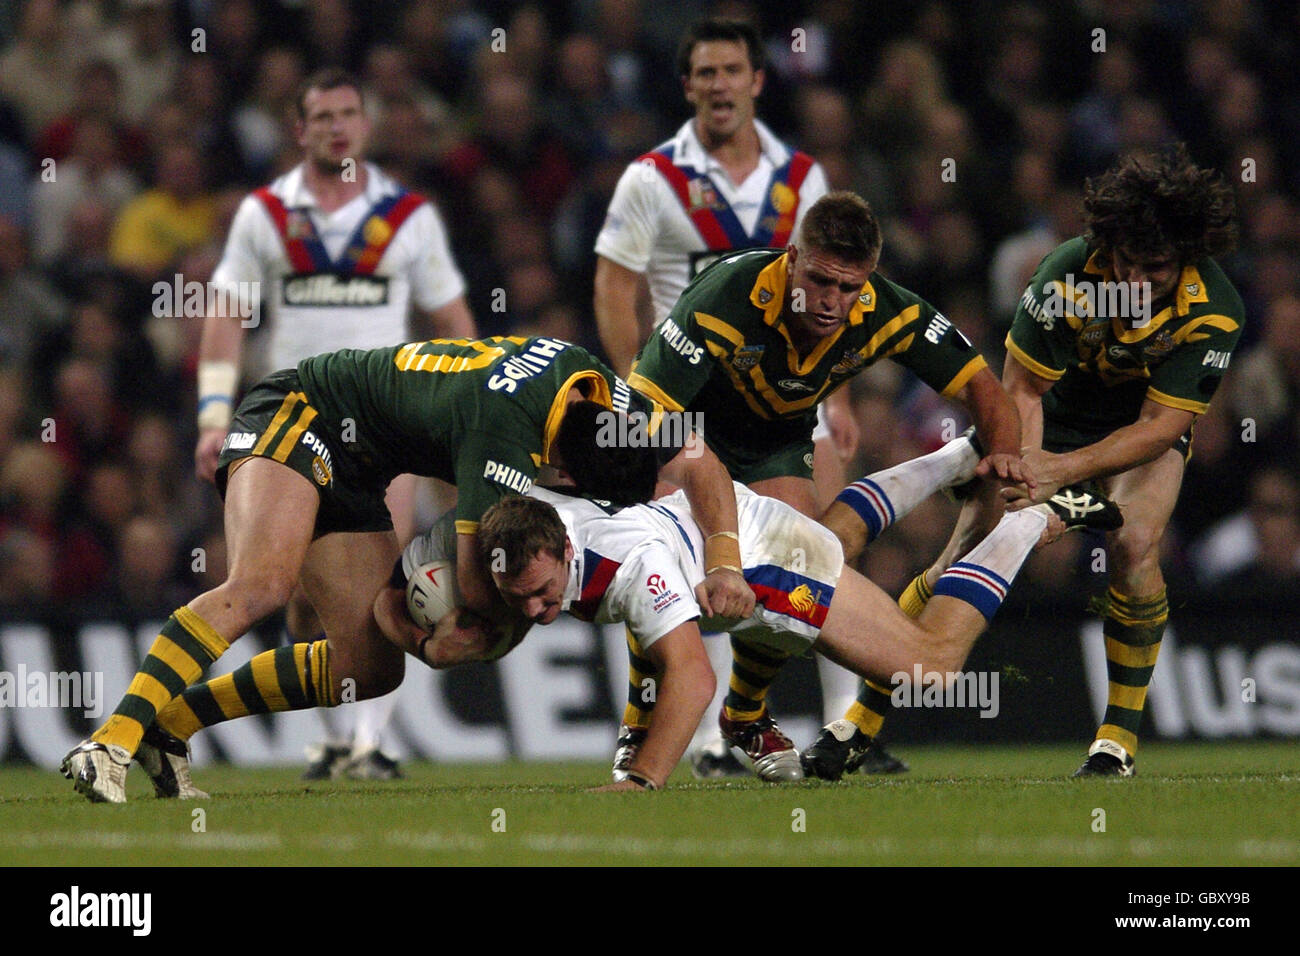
[
  {"left": 933, "top": 508, "right": 1047, "bottom": 620},
  {"left": 834, "top": 435, "right": 980, "bottom": 543}
]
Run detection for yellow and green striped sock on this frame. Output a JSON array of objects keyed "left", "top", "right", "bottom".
[
  {"left": 156, "top": 641, "right": 335, "bottom": 742},
  {"left": 92, "top": 605, "right": 229, "bottom": 754}
]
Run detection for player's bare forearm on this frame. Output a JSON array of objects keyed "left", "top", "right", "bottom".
[
  {"left": 620, "top": 624, "right": 715, "bottom": 789},
  {"left": 593, "top": 256, "right": 648, "bottom": 379},
  {"left": 660, "top": 442, "right": 754, "bottom": 619},
  {"left": 955, "top": 366, "right": 1032, "bottom": 488},
  {"left": 195, "top": 301, "right": 249, "bottom": 481},
  {"left": 1041, "top": 400, "right": 1195, "bottom": 488},
  {"left": 416, "top": 298, "right": 477, "bottom": 341},
  {"left": 1001, "top": 355, "right": 1054, "bottom": 452}
]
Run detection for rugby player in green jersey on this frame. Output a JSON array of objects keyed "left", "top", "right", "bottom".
[
  {"left": 62, "top": 337, "right": 754, "bottom": 803},
  {"left": 804, "top": 145, "right": 1244, "bottom": 779},
  {"left": 617, "top": 191, "right": 1035, "bottom": 780}
]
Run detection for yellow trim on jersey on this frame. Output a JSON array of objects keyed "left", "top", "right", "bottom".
[
  {"left": 1112, "top": 305, "right": 1181, "bottom": 343},
  {"left": 251, "top": 391, "right": 304, "bottom": 457},
  {"left": 1005, "top": 335, "right": 1065, "bottom": 381},
  {"left": 706, "top": 340, "right": 771, "bottom": 419},
  {"left": 694, "top": 311, "right": 745, "bottom": 348},
  {"left": 940, "top": 354, "right": 988, "bottom": 398},
  {"left": 1145, "top": 386, "right": 1208, "bottom": 415},
  {"left": 272, "top": 404, "right": 317, "bottom": 463},
  {"left": 882, "top": 332, "right": 916, "bottom": 358},
  {"left": 747, "top": 361, "right": 833, "bottom": 414},
  {"left": 1174, "top": 265, "right": 1209, "bottom": 315},
  {"left": 543, "top": 371, "right": 613, "bottom": 463},
  {"left": 860, "top": 305, "right": 920, "bottom": 363},
  {"left": 455, "top": 520, "right": 479, "bottom": 535},
  {"left": 748, "top": 254, "right": 871, "bottom": 330},
  {"left": 626, "top": 371, "right": 685, "bottom": 413},
  {"left": 1171, "top": 313, "right": 1239, "bottom": 345}
]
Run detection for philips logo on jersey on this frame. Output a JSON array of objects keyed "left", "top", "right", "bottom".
[
  {"left": 487, "top": 338, "right": 569, "bottom": 393},
  {"left": 283, "top": 274, "right": 389, "bottom": 307},
  {"left": 657, "top": 318, "right": 704, "bottom": 365},
  {"left": 1202, "top": 350, "right": 1231, "bottom": 369},
  {"left": 484, "top": 460, "right": 532, "bottom": 494}
]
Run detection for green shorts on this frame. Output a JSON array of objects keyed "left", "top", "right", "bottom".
[
  {"left": 216, "top": 369, "right": 394, "bottom": 537},
  {"left": 707, "top": 434, "right": 815, "bottom": 485}
]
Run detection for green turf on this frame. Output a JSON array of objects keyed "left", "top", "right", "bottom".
[{"left": 2, "top": 741, "right": 1297, "bottom": 866}]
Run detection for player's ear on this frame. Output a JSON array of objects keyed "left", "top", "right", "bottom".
[
  {"left": 751, "top": 67, "right": 765, "bottom": 98},
  {"left": 564, "top": 538, "right": 574, "bottom": 563}
]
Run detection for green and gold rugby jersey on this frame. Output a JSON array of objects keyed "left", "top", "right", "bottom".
[
  {"left": 297, "top": 337, "right": 642, "bottom": 532},
  {"left": 1007, "top": 237, "right": 1245, "bottom": 444},
  {"left": 627, "top": 248, "right": 986, "bottom": 478}
]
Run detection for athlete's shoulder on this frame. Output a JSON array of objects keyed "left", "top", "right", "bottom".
[
  {"left": 1033, "top": 236, "right": 1093, "bottom": 280},
  {"left": 861, "top": 268, "right": 938, "bottom": 317},
  {"left": 1185, "top": 256, "right": 1245, "bottom": 322}
]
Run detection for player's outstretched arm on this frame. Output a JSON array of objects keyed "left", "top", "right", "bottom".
[
  {"left": 591, "top": 622, "right": 715, "bottom": 792},
  {"left": 953, "top": 365, "right": 1034, "bottom": 490},
  {"left": 658, "top": 441, "right": 754, "bottom": 620},
  {"left": 1007, "top": 398, "right": 1195, "bottom": 508}
]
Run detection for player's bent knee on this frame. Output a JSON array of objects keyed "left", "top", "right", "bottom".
[{"left": 1108, "top": 523, "right": 1164, "bottom": 572}]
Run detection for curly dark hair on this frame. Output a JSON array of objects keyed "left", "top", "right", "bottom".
[{"left": 1083, "top": 144, "right": 1238, "bottom": 264}]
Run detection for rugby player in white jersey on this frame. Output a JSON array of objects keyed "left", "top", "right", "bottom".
[
  {"left": 592, "top": 17, "right": 870, "bottom": 777},
  {"left": 194, "top": 68, "right": 477, "bottom": 781},
  {"left": 372, "top": 424, "right": 1115, "bottom": 790}
]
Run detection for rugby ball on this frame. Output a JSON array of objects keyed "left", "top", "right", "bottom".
[{"left": 405, "top": 560, "right": 457, "bottom": 632}]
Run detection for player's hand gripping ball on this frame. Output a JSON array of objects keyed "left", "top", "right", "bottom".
[{"left": 405, "top": 560, "right": 457, "bottom": 632}]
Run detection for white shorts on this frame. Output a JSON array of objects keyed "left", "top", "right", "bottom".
[{"left": 716, "top": 488, "right": 844, "bottom": 655}]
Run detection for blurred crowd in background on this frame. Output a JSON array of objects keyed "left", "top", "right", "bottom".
[{"left": 0, "top": 0, "right": 1298, "bottom": 617}]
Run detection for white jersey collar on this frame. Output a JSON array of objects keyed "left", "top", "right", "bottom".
[
  {"left": 277, "top": 162, "right": 399, "bottom": 211},
  {"left": 672, "top": 118, "right": 791, "bottom": 174}
]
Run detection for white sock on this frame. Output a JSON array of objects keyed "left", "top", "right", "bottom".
[
  {"left": 351, "top": 689, "right": 402, "bottom": 754},
  {"left": 816, "top": 655, "right": 861, "bottom": 725},
  {"left": 835, "top": 435, "right": 979, "bottom": 541},
  {"left": 932, "top": 508, "right": 1047, "bottom": 620}
]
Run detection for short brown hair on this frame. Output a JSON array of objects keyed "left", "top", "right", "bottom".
[
  {"left": 795, "top": 191, "right": 882, "bottom": 263},
  {"left": 478, "top": 497, "right": 567, "bottom": 579},
  {"left": 1083, "top": 144, "right": 1238, "bottom": 263},
  {"left": 296, "top": 67, "right": 363, "bottom": 121},
  {"left": 676, "top": 17, "right": 765, "bottom": 78}
]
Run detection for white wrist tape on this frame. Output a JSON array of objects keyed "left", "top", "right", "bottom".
[{"left": 197, "top": 361, "right": 239, "bottom": 430}]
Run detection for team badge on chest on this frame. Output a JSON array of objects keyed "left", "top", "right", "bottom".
[{"left": 732, "top": 344, "right": 765, "bottom": 370}]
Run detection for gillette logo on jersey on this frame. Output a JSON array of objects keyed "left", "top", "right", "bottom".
[
  {"left": 646, "top": 573, "right": 682, "bottom": 614},
  {"left": 639, "top": 143, "right": 813, "bottom": 250},
  {"left": 255, "top": 186, "right": 424, "bottom": 307}
]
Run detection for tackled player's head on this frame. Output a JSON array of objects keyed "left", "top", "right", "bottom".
[
  {"left": 554, "top": 400, "right": 659, "bottom": 506},
  {"left": 479, "top": 496, "right": 571, "bottom": 624},
  {"left": 1083, "top": 144, "right": 1237, "bottom": 300},
  {"left": 784, "top": 192, "right": 881, "bottom": 346}
]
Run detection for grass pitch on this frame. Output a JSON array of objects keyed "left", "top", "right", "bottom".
[{"left": 1, "top": 741, "right": 1296, "bottom": 867}]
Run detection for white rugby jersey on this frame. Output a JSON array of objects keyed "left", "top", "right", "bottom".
[
  {"left": 594, "top": 119, "right": 828, "bottom": 324},
  {"left": 404, "top": 483, "right": 844, "bottom": 654},
  {"left": 211, "top": 162, "right": 467, "bottom": 381}
]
